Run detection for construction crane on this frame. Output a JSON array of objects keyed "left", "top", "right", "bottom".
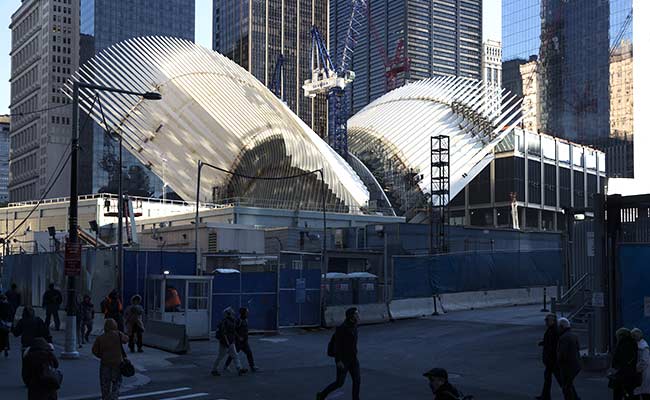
[
  {"left": 269, "top": 54, "right": 284, "bottom": 100},
  {"left": 303, "top": 0, "right": 368, "bottom": 157}
]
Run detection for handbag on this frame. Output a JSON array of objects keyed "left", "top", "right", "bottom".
[
  {"left": 41, "top": 364, "right": 63, "bottom": 390},
  {"left": 117, "top": 334, "right": 135, "bottom": 377}
]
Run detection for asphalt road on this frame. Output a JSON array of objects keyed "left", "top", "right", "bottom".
[{"left": 117, "top": 305, "right": 611, "bottom": 400}]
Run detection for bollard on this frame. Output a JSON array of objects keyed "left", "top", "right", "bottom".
[{"left": 540, "top": 287, "right": 549, "bottom": 312}]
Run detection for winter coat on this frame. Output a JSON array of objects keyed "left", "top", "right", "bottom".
[
  {"left": 13, "top": 316, "right": 52, "bottom": 348},
  {"left": 557, "top": 328, "right": 581, "bottom": 384},
  {"left": 217, "top": 315, "right": 237, "bottom": 346},
  {"left": 124, "top": 304, "right": 145, "bottom": 335},
  {"left": 433, "top": 382, "right": 462, "bottom": 400},
  {"left": 79, "top": 301, "right": 94, "bottom": 323},
  {"left": 42, "top": 289, "right": 62, "bottom": 310},
  {"left": 235, "top": 317, "right": 249, "bottom": 344},
  {"left": 542, "top": 325, "right": 560, "bottom": 367},
  {"left": 6, "top": 288, "right": 21, "bottom": 311},
  {"left": 92, "top": 330, "right": 129, "bottom": 368},
  {"left": 612, "top": 335, "right": 640, "bottom": 393},
  {"left": 22, "top": 338, "right": 59, "bottom": 400},
  {"left": 634, "top": 339, "right": 650, "bottom": 395},
  {"left": 0, "top": 301, "right": 13, "bottom": 322},
  {"left": 333, "top": 319, "right": 358, "bottom": 365}
]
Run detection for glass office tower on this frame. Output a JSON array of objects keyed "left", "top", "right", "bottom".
[
  {"left": 331, "top": 0, "right": 483, "bottom": 114},
  {"left": 213, "top": 0, "right": 329, "bottom": 139},
  {"left": 502, "top": 0, "right": 634, "bottom": 177},
  {"left": 80, "top": 0, "right": 195, "bottom": 195}
]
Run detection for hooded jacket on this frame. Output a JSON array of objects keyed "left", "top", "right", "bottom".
[
  {"left": 217, "top": 308, "right": 237, "bottom": 346},
  {"left": 92, "top": 319, "right": 129, "bottom": 368},
  {"left": 22, "top": 337, "right": 59, "bottom": 399},
  {"left": 13, "top": 312, "right": 52, "bottom": 348}
]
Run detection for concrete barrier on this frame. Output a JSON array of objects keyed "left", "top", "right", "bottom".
[
  {"left": 439, "top": 286, "right": 555, "bottom": 312},
  {"left": 388, "top": 298, "right": 435, "bottom": 320},
  {"left": 323, "top": 303, "right": 390, "bottom": 328},
  {"left": 142, "top": 320, "right": 190, "bottom": 354}
]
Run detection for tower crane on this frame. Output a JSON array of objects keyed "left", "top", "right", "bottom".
[{"left": 303, "top": 0, "right": 368, "bottom": 157}]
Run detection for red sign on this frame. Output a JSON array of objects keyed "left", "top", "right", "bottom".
[{"left": 64, "top": 242, "right": 82, "bottom": 276}]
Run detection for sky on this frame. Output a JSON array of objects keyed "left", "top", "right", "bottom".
[{"left": 0, "top": 0, "right": 500, "bottom": 115}]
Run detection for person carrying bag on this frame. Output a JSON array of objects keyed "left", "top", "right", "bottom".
[{"left": 92, "top": 318, "right": 129, "bottom": 400}]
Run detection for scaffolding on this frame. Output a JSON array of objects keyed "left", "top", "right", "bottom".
[{"left": 430, "top": 135, "right": 450, "bottom": 253}]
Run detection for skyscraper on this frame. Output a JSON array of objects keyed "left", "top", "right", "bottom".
[
  {"left": 213, "top": 0, "right": 329, "bottom": 139},
  {"left": 0, "top": 115, "right": 10, "bottom": 203},
  {"left": 9, "top": 0, "right": 80, "bottom": 202},
  {"left": 501, "top": 0, "right": 634, "bottom": 177},
  {"left": 331, "top": 0, "right": 483, "bottom": 114},
  {"left": 79, "top": 0, "right": 195, "bottom": 195}
]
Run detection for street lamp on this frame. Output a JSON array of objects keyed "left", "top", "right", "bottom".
[{"left": 64, "top": 81, "right": 161, "bottom": 359}]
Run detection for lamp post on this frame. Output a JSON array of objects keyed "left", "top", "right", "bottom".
[
  {"left": 64, "top": 81, "right": 161, "bottom": 359},
  {"left": 194, "top": 161, "right": 327, "bottom": 275}
]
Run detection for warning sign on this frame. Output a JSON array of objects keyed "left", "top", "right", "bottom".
[{"left": 64, "top": 242, "right": 82, "bottom": 276}]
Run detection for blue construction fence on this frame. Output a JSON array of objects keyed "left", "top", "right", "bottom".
[
  {"left": 618, "top": 244, "right": 650, "bottom": 335},
  {"left": 392, "top": 249, "right": 563, "bottom": 299}
]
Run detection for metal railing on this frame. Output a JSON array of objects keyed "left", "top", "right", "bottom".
[
  {"left": 7, "top": 192, "right": 213, "bottom": 208},
  {"left": 214, "top": 196, "right": 397, "bottom": 216}
]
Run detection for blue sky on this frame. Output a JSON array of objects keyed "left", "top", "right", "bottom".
[{"left": 0, "top": 0, "right": 500, "bottom": 115}]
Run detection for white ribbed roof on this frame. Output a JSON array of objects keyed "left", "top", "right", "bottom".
[
  {"left": 65, "top": 36, "right": 369, "bottom": 210},
  {"left": 348, "top": 76, "right": 525, "bottom": 205}
]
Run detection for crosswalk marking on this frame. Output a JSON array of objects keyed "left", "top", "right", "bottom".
[
  {"left": 119, "top": 387, "right": 191, "bottom": 399},
  {"left": 159, "top": 393, "right": 209, "bottom": 400}
]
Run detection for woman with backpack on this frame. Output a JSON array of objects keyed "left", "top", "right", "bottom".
[
  {"left": 23, "top": 337, "right": 60, "bottom": 400},
  {"left": 92, "top": 318, "right": 129, "bottom": 400}
]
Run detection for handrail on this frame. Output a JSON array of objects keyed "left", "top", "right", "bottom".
[{"left": 560, "top": 272, "right": 591, "bottom": 304}]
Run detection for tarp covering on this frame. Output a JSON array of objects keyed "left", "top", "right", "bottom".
[
  {"left": 392, "top": 249, "right": 562, "bottom": 299},
  {"left": 618, "top": 244, "right": 650, "bottom": 335}
]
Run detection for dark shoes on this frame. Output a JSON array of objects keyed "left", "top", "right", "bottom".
[
  {"left": 211, "top": 370, "right": 221, "bottom": 376},
  {"left": 316, "top": 392, "right": 324, "bottom": 400},
  {"left": 137, "top": 348, "right": 144, "bottom": 353},
  {"left": 251, "top": 366, "right": 260, "bottom": 372},
  {"left": 238, "top": 368, "right": 248, "bottom": 376}
]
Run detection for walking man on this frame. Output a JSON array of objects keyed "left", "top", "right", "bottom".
[
  {"left": 557, "top": 318, "right": 581, "bottom": 400},
  {"left": 537, "top": 313, "right": 560, "bottom": 400},
  {"left": 317, "top": 307, "right": 361, "bottom": 400},
  {"left": 101, "top": 290, "right": 124, "bottom": 332},
  {"left": 5, "top": 283, "right": 21, "bottom": 322},
  {"left": 42, "top": 283, "right": 63, "bottom": 331},
  {"left": 125, "top": 295, "right": 145, "bottom": 353},
  {"left": 79, "top": 294, "right": 95, "bottom": 344},
  {"left": 211, "top": 307, "right": 248, "bottom": 376},
  {"left": 225, "top": 307, "right": 259, "bottom": 372}
]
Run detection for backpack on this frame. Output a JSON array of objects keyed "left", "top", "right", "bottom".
[{"left": 327, "top": 328, "right": 338, "bottom": 358}]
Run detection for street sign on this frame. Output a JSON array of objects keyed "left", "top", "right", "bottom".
[
  {"left": 592, "top": 291, "right": 605, "bottom": 308},
  {"left": 64, "top": 242, "right": 82, "bottom": 276}
]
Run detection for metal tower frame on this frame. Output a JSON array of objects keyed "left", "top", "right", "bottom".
[{"left": 430, "top": 135, "right": 450, "bottom": 253}]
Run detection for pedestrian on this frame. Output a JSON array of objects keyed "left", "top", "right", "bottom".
[
  {"left": 211, "top": 307, "right": 248, "bottom": 376},
  {"left": 316, "top": 307, "right": 361, "bottom": 400},
  {"left": 557, "top": 318, "right": 581, "bottom": 400},
  {"left": 42, "top": 284, "right": 63, "bottom": 331},
  {"left": 423, "top": 368, "right": 463, "bottom": 400},
  {"left": 101, "top": 290, "right": 124, "bottom": 332},
  {"left": 225, "top": 307, "right": 259, "bottom": 372},
  {"left": 124, "top": 295, "right": 145, "bottom": 353},
  {"left": 5, "top": 283, "right": 21, "bottom": 322},
  {"left": 537, "top": 313, "right": 560, "bottom": 400},
  {"left": 610, "top": 328, "right": 641, "bottom": 399},
  {"left": 92, "top": 318, "right": 129, "bottom": 400},
  {"left": 79, "top": 294, "right": 95, "bottom": 344},
  {"left": 0, "top": 294, "right": 13, "bottom": 357},
  {"left": 22, "top": 337, "right": 61, "bottom": 400},
  {"left": 12, "top": 306, "right": 52, "bottom": 353},
  {"left": 631, "top": 328, "right": 650, "bottom": 399}
]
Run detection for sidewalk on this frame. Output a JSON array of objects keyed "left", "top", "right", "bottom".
[{"left": 0, "top": 324, "right": 175, "bottom": 400}]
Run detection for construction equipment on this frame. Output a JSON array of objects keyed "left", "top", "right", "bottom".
[
  {"left": 269, "top": 54, "right": 284, "bottom": 100},
  {"left": 303, "top": 0, "right": 368, "bottom": 157}
]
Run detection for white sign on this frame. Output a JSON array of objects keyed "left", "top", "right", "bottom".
[{"left": 592, "top": 292, "right": 605, "bottom": 308}]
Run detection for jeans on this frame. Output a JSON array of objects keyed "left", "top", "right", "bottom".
[
  {"left": 561, "top": 375, "right": 580, "bottom": 400},
  {"left": 100, "top": 364, "right": 122, "bottom": 400},
  {"left": 212, "top": 343, "right": 241, "bottom": 372},
  {"left": 81, "top": 321, "right": 93, "bottom": 342},
  {"left": 320, "top": 359, "right": 361, "bottom": 400},
  {"left": 225, "top": 341, "right": 255, "bottom": 369},
  {"left": 45, "top": 307, "right": 60, "bottom": 330},
  {"left": 541, "top": 365, "right": 560, "bottom": 399},
  {"left": 129, "top": 327, "right": 143, "bottom": 351}
]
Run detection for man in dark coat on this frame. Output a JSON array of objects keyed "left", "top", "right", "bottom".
[
  {"left": 538, "top": 313, "right": 560, "bottom": 400},
  {"left": 42, "top": 284, "right": 62, "bottom": 331},
  {"left": 557, "top": 318, "right": 581, "bottom": 400},
  {"left": 13, "top": 306, "right": 52, "bottom": 352},
  {"left": 23, "top": 337, "right": 59, "bottom": 400},
  {"left": 225, "top": 307, "right": 259, "bottom": 372},
  {"left": 423, "top": 368, "right": 462, "bottom": 400},
  {"left": 610, "top": 327, "right": 640, "bottom": 399},
  {"left": 317, "top": 307, "right": 361, "bottom": 400},
  {"left": 5, "top": 283, "right": 21, "bottom": 322},
  {"left": 211, "top": 307, "right": 248, "bottom": 376}
]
